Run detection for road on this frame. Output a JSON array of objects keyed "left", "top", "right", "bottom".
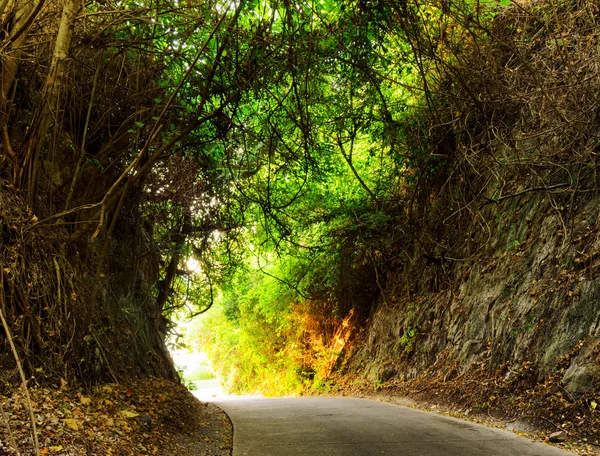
[
  {"left": 191, "top": 378, "right": 225, "bottom": 401},
  {"left": 213, "top": 396, "right": 574, "bottom": 456}
]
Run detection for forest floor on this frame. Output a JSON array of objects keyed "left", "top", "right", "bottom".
[
  {"left": 0, "top": 377, "right": 232, "bottom": 455},
  {"left": 332, "top": 370, "right": 600, "bottom": 456}
]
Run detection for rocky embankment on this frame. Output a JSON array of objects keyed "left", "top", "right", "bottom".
[{"left": 344, "top": 191, "right": 600, "bottom": 450}]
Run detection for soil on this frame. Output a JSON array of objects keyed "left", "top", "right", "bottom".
[{"left": 0, "top": 377, "right": 232, "bottom": 455}]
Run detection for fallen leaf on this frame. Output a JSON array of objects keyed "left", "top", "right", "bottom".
[
  {"left": 63, "top": 418, "right": 80, "bottom": 431},
  {"left": 121, "top": 410, "right": 139, "bottom": 418}
]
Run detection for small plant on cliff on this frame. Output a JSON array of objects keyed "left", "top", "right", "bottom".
[{"left": 400, "top": 328, "right": 417, "bottom": 354}]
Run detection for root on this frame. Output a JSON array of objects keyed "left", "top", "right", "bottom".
[{"left": 0, "top": 269, "right": 39, "bottom": 456}]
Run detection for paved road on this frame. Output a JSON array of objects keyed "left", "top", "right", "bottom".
[
  {"left": 214, "top": 396, "right": 574, "bottom": 456},
  {"left": 191, "top": 379, "right": 224, "bottom": 401}
]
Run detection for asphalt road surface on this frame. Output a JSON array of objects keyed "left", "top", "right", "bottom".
[{"left": 214, "top": 396, "right": 574, "bottom": 456}]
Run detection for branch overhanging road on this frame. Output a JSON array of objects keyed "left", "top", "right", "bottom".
[{"left": 213, "top": 396, "right": 574, "bottom": 456}]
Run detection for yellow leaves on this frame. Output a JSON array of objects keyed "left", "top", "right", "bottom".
[
  {"left": 115, "top": 419, "right": 132, "bottom": 433},
  {"left": 63, "top": 418, "right": 80, "bottom": 431},
  {"left": 5, "top": 377, "right": 230, "bottom": 455},
  {"left": 591, "top": 401, "right": 597, "bottom": 411},
  {"left": 5, "top": 377, "right": 226, "bottom": 456},
  {"left": 120, "top": 410, "right": 139, "bottom": 418},
  {"left": 101, "top": 384, "right": 114, "bottom": 393}
]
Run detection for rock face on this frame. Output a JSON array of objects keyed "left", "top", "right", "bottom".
[{"left": 351, "top": 192, "right": 600, "bottom": 396}]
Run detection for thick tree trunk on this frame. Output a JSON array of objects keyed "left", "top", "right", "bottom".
[
  {"left": 1, "top": 0, "right": 32, "bottom": 103},
  {"left": 19, "top": 0, "right": 79, "bottom": 203}
]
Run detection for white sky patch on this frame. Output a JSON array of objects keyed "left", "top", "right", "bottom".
[
  {"left": 210, "top": 230, "right": 223, "bottom": 243},
  {"left": 186, "top": 257, "right": 201, "bottom": 273},
  {"left": 216, "top": 0, "right": 238, "bottom": 14}
]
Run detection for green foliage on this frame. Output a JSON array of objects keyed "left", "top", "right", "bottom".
[
  {"left": 400, "top": 328, "right": 417, "bottom": 354},
  {"left": 5, "top": 0, "right": 587, "bottom": 391},
  {"left": 170, "top": 0, "right": 452, "bottom": 395},
  {"left": 198, "top": 256, "right": 308, "bottom": 395},
  {"left": 36, "top": 0, "right": 480, "bottom": 385}
]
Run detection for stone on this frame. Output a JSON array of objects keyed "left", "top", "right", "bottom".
[
  {"left": 378, "top": 366, "right": 396, "bottom": 383},
  {"left": 561, "top": 337, "right": 600, "bottom": 396},
  {"left": 548, "top": 431, "right": 566, "bottom": 443}
]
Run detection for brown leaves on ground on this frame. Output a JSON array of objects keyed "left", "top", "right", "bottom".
[{"left": 0, "top": 377, "right": 232, "bottom": 455}]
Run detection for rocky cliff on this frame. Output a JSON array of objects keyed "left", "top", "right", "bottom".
[{"left": 345, "top": 185, "right": 600, "bottom": 444}]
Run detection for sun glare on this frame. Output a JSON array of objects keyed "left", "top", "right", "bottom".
[{"left": 186, "top": 257, "right": 200, "bottom": 273}]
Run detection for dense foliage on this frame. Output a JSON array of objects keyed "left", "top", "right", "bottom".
[{"left": 3, "top": 0, "right": 598, "bottom": 395}]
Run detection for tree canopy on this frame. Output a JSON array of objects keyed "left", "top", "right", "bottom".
[{"left": 7, "top": 0, "right": 596, "bottom": 392}]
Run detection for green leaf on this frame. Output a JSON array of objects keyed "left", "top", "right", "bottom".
[
  {"left": 91, "top": 159, "right": 104, "bottom": 172},
  {"left": 135, "top": 121, "right": 145, "bottom": 128}
]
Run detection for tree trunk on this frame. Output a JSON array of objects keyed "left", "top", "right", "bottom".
[
  {"left": 19, "top": 0, "right": 79, "bottom": 204},
  {"left": 156, "top": 209, "right": 192, "bottom": 313},
  {"left": 1, "top": 0, "right": 32, "bottom": 103},
  {"left": 0, "top": 0, "right": 33, "bottom": 180}
]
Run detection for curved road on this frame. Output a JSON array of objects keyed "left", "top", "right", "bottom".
[{"left": 214, "top": 396, "right": 573, "bottom": 456}]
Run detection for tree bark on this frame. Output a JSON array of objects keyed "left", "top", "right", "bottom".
[
  {"left": 19, "top": 0, "right": 79, "bottom": 203},
  {"left": 1, "top": 0, "right": 32, "bottom": 104},
  {"left": 0, "top": 0, "right": 32, "bottom": 177}
]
